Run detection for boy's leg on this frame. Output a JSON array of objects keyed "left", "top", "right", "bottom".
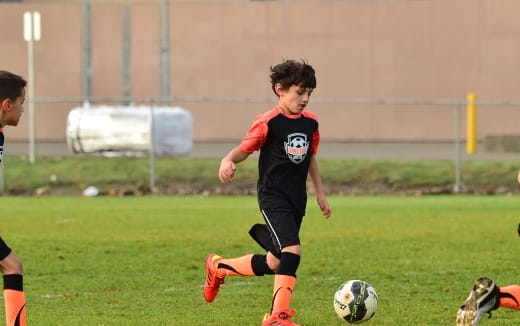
[
  {"left": 499, "top": 285, "right": 520, "bottom": 310},
  {"left": 270, "top": 251, "right": 300, "bottom": 314},
  {"left": 3, "top": 274, "right": 26, "bottom": 326},
  {"left": 203, "top": 253, "right": 274, "bottom": 302},
  {"left": 262, "top": 251, "right": 300, "bottom": 326},
  {"left": 216, "top": 254, "right": 275, "bottom": 277},
  {"left": 0, "top": 238, "right": 26, "bottom": 326},
  {"left": 261, "top": 209, "right": 302, "bottom": 325}
]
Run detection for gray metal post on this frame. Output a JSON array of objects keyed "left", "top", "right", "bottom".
[
  {"left": 23, "top": 11, "right": 41, "bottom": 164},
  {"left": 160, "top": 0, "right": 170, "bottom": 105},
  {"left": 27, "top": 36, "right": 36, "bottom": 164},
  {"left": 82, "top": 2, "right": 92, "bottom": 106},
  {"left": 122, "top": 3, "right": 132, "bottom": 106},
  {"left": 0, "top": 164, "right": 4, "bottom": 193},
  {"left": 149, "top": 99, "right": 156, "bottom": 192},
  {"left": 454, "top": 104, "right": 462, "bottom": 193}
]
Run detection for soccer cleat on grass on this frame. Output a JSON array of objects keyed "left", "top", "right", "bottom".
[
  {"left": 203, "top": 253, "right": 225, "bottom": 302},
  {"left": 456, "top": 276, "right": 500, "bottom": 326},
  {"left": 262, "top": 309, "right": 299, "bottom": 326}
]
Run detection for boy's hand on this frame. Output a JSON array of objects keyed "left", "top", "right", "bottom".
[
  {"left": 219, "top": 159, "right": 236, "bottom": 183},
  {"left": 218, "top": 147, "right": 250, "bottom": 183},
  {"left": 317, "top": 195, "right": 331, "bottom": 219}
]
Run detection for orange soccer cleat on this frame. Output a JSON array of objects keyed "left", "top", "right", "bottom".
[{"left": 203, "top": 253, "right": 225, "bottom": 302}]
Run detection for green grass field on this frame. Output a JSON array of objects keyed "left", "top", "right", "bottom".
[
  {"left": 2, "top": 156, "right": 520, "bottom": 195},
  {"left": 0, "top": 195, "right": 519, "bottom": 325}
]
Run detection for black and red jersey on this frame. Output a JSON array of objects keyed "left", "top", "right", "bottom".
[{"left": 239, "top": 106, "right": 320, "bottom": 216}]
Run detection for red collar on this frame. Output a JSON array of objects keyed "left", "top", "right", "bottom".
[{"left": 275, "top": 106, "right": 302, "bottom": 119}]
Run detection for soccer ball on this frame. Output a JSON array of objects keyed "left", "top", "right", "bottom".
[{"left": 333, "top": 280, "right": 378, "bottom": 324}]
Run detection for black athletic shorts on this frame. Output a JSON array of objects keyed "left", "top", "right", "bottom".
[
  {"left": 261, "top": 208, "right": 303, "bottom": 252},
  {"left": 0, "top": 237, "right": 12, "bottom": 260}
]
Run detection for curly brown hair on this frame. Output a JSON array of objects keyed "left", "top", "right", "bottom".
[{"left": 269, "top": 59, "right": 316, "bottom": 96}]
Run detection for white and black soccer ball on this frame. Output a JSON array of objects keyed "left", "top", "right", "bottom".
[
  {"left": 289, "top": 136, "right": 307, "bottom": 148},
  {"left": 333, "top": 280, "right": 378, "bottom": 324}
]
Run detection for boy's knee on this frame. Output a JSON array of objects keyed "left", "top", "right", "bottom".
[
  {"left": 277, "top": 252, "right": 301, "bottom": 277},
  {"left": 0, "top": 253, "right": 23, "bottom": 275},
  {"left": 281, "top": 244, "right": 301, "bottom": 256},
  {"left": 266, "top": 252, "right": 280, "bottom": 272}
]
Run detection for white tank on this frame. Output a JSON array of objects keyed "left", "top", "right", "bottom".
[{"left": 66, "top": 105, "right": 192, "bottom": 157}]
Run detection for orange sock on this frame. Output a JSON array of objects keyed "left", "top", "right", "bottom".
[
  {"left": 270, "top": 274, "right": 296, "bottom": 314},
  {"left": 499, "top": 285, "right": 520, "bottom": 310},
  {"left": 216, "top": 254, "right": 255, "bottom": 277},
  {"left": 4, "top": 289, "right": 26, "bottom": 326},
  {"left": 3, "top": 274, "right": 26, "bottom": 326}
]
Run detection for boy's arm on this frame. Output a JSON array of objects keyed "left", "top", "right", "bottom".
[
  {"left": 218, "top": 146, "right": 251, "bottom": 183},
  {"left": 517, "top": 169, "right": 520, "bottom": 184},
  {"left": 308, "top": 155, "right": 331, "bottom": 218}
]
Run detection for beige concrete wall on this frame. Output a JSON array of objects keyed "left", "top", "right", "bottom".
[{"left": 1, "top": 0, "right": 520, "bottom": 142}]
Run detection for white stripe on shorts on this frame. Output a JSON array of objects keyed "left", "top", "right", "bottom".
[{"left": 261, "top": 209, "right": 282, "bottom": 252}]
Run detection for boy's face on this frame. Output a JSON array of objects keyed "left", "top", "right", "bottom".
[
  {"left": 276, "top": 84, "right": 314, "bottom": 115},
  {"left": 0, "top": 88, "right": 25, "bottom": 126}
]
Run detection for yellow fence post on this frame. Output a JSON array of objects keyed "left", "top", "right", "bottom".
[{"left": 466, "top": 93, "right": 477, "bottom": 154}]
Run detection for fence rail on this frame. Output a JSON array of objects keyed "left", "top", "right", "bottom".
[
  {"left": 2, "top": 95, "right": 518, "bottom": 195},
  {"left": 29, "top": 96, "right": 520, "bottom": 107}
]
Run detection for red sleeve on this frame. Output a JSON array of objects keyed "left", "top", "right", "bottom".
[
  {"left": 239, "top": 113, "right": 269, "bottom": 153},
  {"left": 311, "top": 128, "right": 319, "bottom": 156}
]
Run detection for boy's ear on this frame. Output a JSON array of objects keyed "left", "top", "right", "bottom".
[
  {"left": 0, "top": 98, "right": 9, "bottom": 111},
  {"left": 274, "top": 83, "right": 284, "bottom": 96}
]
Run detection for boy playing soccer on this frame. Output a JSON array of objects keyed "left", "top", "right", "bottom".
[
  {"left": 0, "top": 70, "right": 28, "bottom": 326},
  {"left": 456, "top": 170, "right": 520, "bottom": 325},
  {"left": 203, "top": 59, "right": 331, "bottom": 326}
]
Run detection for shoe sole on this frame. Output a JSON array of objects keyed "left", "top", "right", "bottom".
[{"left": 456, "top": 305, "right": 477, "bottom": 326}]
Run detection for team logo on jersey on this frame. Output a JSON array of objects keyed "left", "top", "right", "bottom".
[{"left": 284, "top": 133, "right": 309, "bottom": 164}]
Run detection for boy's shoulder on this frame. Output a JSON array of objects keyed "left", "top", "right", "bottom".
[
  {"left": 253, "top": 106, "right": 282, "bottom": 123},
  {"left": 301, "top": 110, "right": 318, "bottom": 121},
  {"left": 263, "top": 106, "right": 282, "bottom": 118}
]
